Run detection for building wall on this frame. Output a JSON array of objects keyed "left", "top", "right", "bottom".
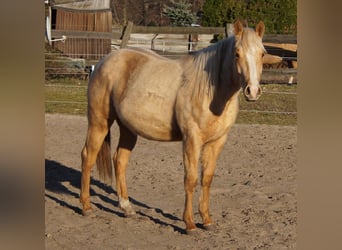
[{"left": 52, "top": 7, "right": 112, "bottom": 60}]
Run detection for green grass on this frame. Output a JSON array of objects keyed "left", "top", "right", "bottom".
[
  {"left": 237, "top": 84, "right": 297, "bottom": 125},
  {"left": 45, "top": 80, "right": 297, "bottom": 125},
  {"left": 45, "top": 80, "right": 88, "bottom": 115}
]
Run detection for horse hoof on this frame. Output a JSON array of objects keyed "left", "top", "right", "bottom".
[
  {"left": 203, "top": 223, "right": 216, "bottom": 231},
  {"left": 124, "top": 210, "right": 137, "bottom": 218},
  {"left": 82, "top": 208, "right": 94, "bottom": 217}
]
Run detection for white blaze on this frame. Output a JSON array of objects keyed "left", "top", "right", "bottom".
[
  {"left": 245, "top": 50, "right": 260, "bottom": 98},
  {"left": 246, "top": 51, "right": 259, "bottom": 87}
]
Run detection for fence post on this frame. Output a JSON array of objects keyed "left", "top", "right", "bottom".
[
  {"left": 151, "top": 33, "right": 159, "bottom": 50},
  {"left": 120, "top": 21, "right": 133, "bottom": 48},
  {"left": 225, "top": 23, "right": 234, "bottom": 38}
]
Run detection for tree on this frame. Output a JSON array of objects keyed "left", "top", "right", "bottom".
[
  {"left": 202, "top": 0, "right": 297, "bottom": 34},
  {"left": 163, "top": 0, "right": 197, "bottom": 26}
]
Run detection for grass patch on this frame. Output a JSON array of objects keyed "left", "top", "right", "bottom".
[
  {"left": 45, "top": 83, "right": 87, "bottom": 115},
  {"left": 45, "top": 102, "right": 87, "bottom": 115},
  {"left": 46, "top": 78, "right": 88, "bottom": 86},
  {"left": 236, "top": 84, "right": 297, "bottom": 125},
  {"left": 45, "top": 80, "right": 297, "bottom": 125}
]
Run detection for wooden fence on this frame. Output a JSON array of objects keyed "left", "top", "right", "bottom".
[
  {"left": 49, "top": 22, "right": 297, "bottom": 83},
  {"left": 51, "top": 21, "right": 297, "bottom": 48}
]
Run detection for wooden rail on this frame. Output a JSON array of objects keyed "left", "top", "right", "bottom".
[
  {"left": 52, "top": 23, "right": 297, "bottom": 44},
  {"left": 129, "top": 25, "right": 297, "bottom": 44},
  {"left": 51, "top": 29, "right": 113, "bottom": 39}
]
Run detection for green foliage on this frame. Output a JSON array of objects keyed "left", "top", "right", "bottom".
[
  {"left": 163, "top": 0, "right": 197, "bottom": 26},
  {"left": 202, "top": 0, "right": 297, "bottom": 34}
]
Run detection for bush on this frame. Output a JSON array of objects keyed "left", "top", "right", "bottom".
[{"left": 202, "top": 0, "right": 297, "bottom": 34}]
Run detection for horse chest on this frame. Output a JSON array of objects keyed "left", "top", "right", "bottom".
[
  {"left": 199, "top": 99, "right": 239, "bottom": 142},
  {"left": 200, "top": 114, "right": 234, "bottom": 141}
]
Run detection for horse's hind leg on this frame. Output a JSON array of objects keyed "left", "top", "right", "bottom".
[
  {"left": 80, "top": 120, "right": 111, "bottom": 216},
  {"left": 113, "top": 123, "right": 137, "bottom": 217},
  {"left": 199, "top": 134, "right": 227, "bottom": 229}
]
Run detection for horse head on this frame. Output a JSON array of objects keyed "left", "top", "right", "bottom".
[{"left": 234, "top": 20, "right": 266, "bottom": 101}]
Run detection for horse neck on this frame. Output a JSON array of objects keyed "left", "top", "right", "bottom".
[
  {"left": 215, "top": 37, "right": 241, "bottom": 94},
  {"left": 183, "top": 38, "right": 241, "bottom": 114}
]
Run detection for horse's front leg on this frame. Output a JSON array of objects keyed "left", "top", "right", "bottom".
[
  {"left": 199, "top": 134, "right": 228, "bottom": 229},
  {"left": 182, "top": 134, "right": 202, "bottom": 233}
]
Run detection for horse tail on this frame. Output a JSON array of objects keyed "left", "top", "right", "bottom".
[{"left": 96, "top": 130, "right": 113, "bottom": 183}]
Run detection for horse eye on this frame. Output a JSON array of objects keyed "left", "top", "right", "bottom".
[
  {"left": 235, "top": 52, "right": 240, "bottom": 58},
  {"left": 262, "top": 52, "right": 265, "bottom": 57}
]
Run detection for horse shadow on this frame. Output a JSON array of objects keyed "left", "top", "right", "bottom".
[{"left": 45, "top": 159, "right": 185, "bottom": 234}]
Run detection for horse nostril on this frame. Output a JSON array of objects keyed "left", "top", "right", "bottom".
[
  {"left": 257, "top": 86, "right": 262, "bottom": 96},
  {"left": 244, "top": 86, "right": 251, "bottom": 96},
  {"left": 244, "top": 85, "right": 262, "bottom": 101}
]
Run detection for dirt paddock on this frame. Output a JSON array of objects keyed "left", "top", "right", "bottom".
[{"left": 45, "top": 114, "right": 297, "bottom": 249}]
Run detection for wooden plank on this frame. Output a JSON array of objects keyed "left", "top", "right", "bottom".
[
  {"left": 263, "top": 54, "right": 283, "bottom": 65},
  {"left": 126, "top": 25, "right": 297, "bottom": 43},
  {"left": 263, "top": 42, "right": 297, "bottom": 52},
  {"left": 263, "top": 34, "right": 297, "bottom": 44},
  {"left": 111, "top": 25, "right": 296, "bottom": 44},
  {"left": 51, "top": 30, "right": 112, "bottom": 39},
  {"left": 52, "top": 6, "right": 112, "bottom": 13},
  {"left": 131, "top": 26, "right": 226, "bottom": 35}
]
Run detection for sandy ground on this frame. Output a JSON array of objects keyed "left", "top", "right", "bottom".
[{"left": 45, "top": 114, "right": 297, "bottom": 249}]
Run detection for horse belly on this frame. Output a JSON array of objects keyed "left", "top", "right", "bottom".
[
  {"left": 117, "top": 86, "right": 182, "bottom": 141},
  {"left": 112, "top": 53, "right": 183, "bottom": 141}
]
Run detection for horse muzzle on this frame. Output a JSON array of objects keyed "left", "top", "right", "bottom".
[{"left": 243, "top": 84, "right": 262, "bottom": 101}]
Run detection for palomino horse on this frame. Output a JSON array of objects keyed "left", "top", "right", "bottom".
[{"left": 80, "top": 20, "right": 266, "bottom": 233}]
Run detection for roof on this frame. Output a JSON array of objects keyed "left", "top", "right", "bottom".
[{"left": 53, "top": 0, "right": 110, "bottom": 11}]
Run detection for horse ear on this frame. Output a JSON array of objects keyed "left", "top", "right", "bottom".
[
  {"left": 234, "top": 20, "right": 244, "bottom": 39},
  {"left": 255, "top": 21, "right": 265, "bottom": 38}
]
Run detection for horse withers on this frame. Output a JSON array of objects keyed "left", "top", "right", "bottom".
[{"left": 80, "top": 20, "right": 266, "bottom": 234}]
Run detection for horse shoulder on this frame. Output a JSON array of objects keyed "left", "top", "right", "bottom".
[
  {"left": 204, "top": 100, "right": 240, "bottom": 141},
  {"left": 175, "top": 89, "right": 240, "bottom": 142}
]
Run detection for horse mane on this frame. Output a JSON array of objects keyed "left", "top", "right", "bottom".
[{"left": 182, "top": 37, "right": 235, "bottom": 102}]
